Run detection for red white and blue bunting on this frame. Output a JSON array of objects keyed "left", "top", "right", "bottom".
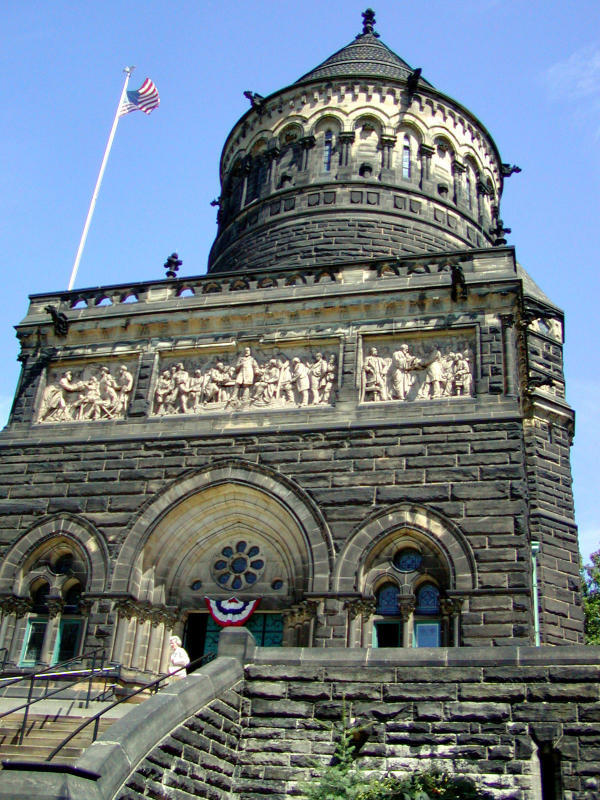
[{"left": 204, "top": 596, "right": 261, "bottom": 627}]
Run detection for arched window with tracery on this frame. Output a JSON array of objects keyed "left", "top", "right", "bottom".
[{"left": 414, "top": 582, "right": 442, "bottom": 647}]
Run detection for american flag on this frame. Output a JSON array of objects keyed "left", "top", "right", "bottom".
[{"left": 119, "top": 78, "right": 160, "bottom": 116}]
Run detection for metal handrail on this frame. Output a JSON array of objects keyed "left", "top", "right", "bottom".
[
  {"left": 46, "top": 651, "right": 217, "bottom": 762},
  {"left": 0, "top": 647, "right": 108, "bottom": 746},
  {"left": 0, "top": 645, "right": 105, "bottom": 691},
  {"left": 0, "top": 667, "right": 115, "bottom": 721}
]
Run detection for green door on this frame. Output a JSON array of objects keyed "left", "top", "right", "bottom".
[{"left": 202, "top": 613, "right": 283, "bottom": 655}]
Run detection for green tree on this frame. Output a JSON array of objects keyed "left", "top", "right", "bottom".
[
  {"left": 302, "top": 712, "right": 370, "bottom": 800},
  {"left": 582, "top": 549, "right": 600, "bottom": 644}
]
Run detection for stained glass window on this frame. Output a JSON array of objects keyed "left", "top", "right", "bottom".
[
  {"left": 324, "top": 130, "right": 333, "bottom": 172},
  {"left": 376, "top": 583, "right": 399, "bottom": 616},
  {"left": 416, "top": 583, "right": 440, "bottom": 614}
]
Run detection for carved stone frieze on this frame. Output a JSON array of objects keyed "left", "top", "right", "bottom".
[
  {"left": 152, "top": 346, "right": 337, "bottom": 416},
  {"left": 113, "top": 598, "right": 179, "bottom": 627},
  {"left": 360, "top": 333, "right": 475, "bottom": 404},
  {"left": 37, "top": 362, "right": 135, "bottom": 424}
]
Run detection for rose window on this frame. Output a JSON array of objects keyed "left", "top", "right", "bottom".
[{"left": 212, "top": 540, "right": 265, "bottom": 590}]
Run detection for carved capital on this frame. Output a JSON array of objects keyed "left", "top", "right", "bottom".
[
  {"left": 47, "top": 598, "right": 65, "bottom": 618},
  {"left": 299, "top": 135, "right": 316, "bottom": 150},
  {"left": 344, "top": 598, "right": 377, "bottom": 621},
  {"left": 0, "top": 595, "right": 33, "bottom": 618},
  {"left": 338, "top": 132, "right": 355, "bottom": 144},
  {"left": 452, "top": 160, "right": 466, "bottom": 174},
  {"left": 499, "top": 313, "right": 515, "bottom": 329},
  {"left": 398, "top": 596, "right": 416, "bottom": 621},
  {"left": 380, "top": 135, "right": 397, "bottom": 149},
  {"left": 78, "top": 597, "right": 94, "bottom": 616},
  {"left": 419, "top": 144, "right": 434, "bottom": 158},
  {"left": 441, "top": 597, "right": 464, "bottom": 617}
]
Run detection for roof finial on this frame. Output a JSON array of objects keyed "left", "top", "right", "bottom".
[{"left": 360, "top": 8, "right": 379, "bottom": 38}]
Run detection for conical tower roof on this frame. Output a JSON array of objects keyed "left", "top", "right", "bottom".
[{"left": 294, "top": 9, "right": 432, "bottom": 87}]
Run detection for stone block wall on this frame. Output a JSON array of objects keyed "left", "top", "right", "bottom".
[
  {"left": 2, "top": 640, "right": 599, "bottom": 800},
  {"left": 116, "top": 685, "right": 244, "bottom": 800},
  {"left": 236, "top": 650, "right": 600, "bottom": 800}
]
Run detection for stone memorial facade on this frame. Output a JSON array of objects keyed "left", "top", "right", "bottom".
[{"left": 0, "top": 10, "right": 591, "bottom": 799}]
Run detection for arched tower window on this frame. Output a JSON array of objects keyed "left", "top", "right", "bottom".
[
  {"left": 323, "top": 130, "right": 333, "bottom": 172},
  {"left": 402, "top": 135, "right": 411, "bottom": 179}
]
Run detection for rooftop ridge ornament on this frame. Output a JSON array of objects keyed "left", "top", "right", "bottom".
[
  {"left": 164, "top": 252, "right": 182, "bottom": 279},
  {"left": 358, "top": 8, "right": 379, "bottom": 38}
]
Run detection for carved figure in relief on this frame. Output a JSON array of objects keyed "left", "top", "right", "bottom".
[
  {"left": 361, "top": 347, "right": 389, "bottom": 402},
  {"left": 291, "top": 358, "right": 310, "bottom": 406},
  {"left": 38, "top": 365, "right": 134, "bottom": 423},
  {"left": 234, "top": 347, "right": 260, "bottom": 402},
  {"left": 188, "top": 370, "right": 206, "bottom": 412},
  {"left": 321, "top": 355, "right": 337, "bottom": 404},
  {"left": 453, "top": 352, "right": 472, "bottom": 396},
  {"left": 417, "top": 350, "right": 445, "bottom": 399},
  {"left": 276, "top": 359, "right": 295, "bottom": 404},
  {"left": 390, "top": 344, "right": 421, "bottom": 400},
  {"left": 309, "top": 353, "right": 328, "bottom": 405},
  {"left": 116, "top": 366, "right": 134, "bottom": 414},
  {"left": 154, "top": 370, "right": 173, "bottom": 416}
]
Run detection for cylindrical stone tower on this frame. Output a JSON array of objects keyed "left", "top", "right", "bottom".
[{"left": 208, "top": 9, "right": 505, "bottom": 274}]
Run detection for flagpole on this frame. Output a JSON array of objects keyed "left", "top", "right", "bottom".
[{"left": 68, "top": 66, "right": 136, "bottom": 291}]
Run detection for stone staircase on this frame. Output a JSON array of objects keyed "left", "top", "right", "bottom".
[
  {"left": 0, "top": 697, "right": 133, "bottom": 768},
  {"left": 0, "top": 710, "right": 113, "bottom": 765}
]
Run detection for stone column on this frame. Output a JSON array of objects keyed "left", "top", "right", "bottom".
[
  {"left": 110, "top": 600, "right": 137, "bottom": 664},
  {"left": 337, "top": 132, "right": 355, "bottom": 178},
  {"left": 398, "top": 597, "right": 415, "bottom": 648},
  {"left": 452, "top": 160, "right": 465, "bottom": 206},
  {"left": 158, "top": 611, "right": 180, "bottom": 674},
  {"left": 419, "top": 144, "right": 434, "bottom": 193},
  {"left": 379, "top": 135, "right": 396, "bottom": 180},
  {"left": 442, "top": 598, "right": 464, "bottom": 647},
  {"left": 299, "top": 135, "right": 315, "bottom": 171},
  {"left": 1, "top": 596, "right": 32, "bottom": 665},
  {"left": 344, "top": 598, "right": 376, "bottom": 647},
  {"left": 265, "top": 146, "right": 280, "bottom": 193},
  {"left": 145, "top": 613, "right": 164, "bottom": 674},
  {"left": 476, "top": 180, "right": 490, "bottom": 229},
  {"left": 500, "top": 314, "right": 516, "bottom": 396},
  {"left": 130, "top": 615, "right": 149, "bottom": 671},
  {"left": 41, "top": 598, "right": 64, "bottom": 665}
]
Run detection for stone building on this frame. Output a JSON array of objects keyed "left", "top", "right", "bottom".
[{"left": 0, "top": 10, "right": 582, "bottom": 676}]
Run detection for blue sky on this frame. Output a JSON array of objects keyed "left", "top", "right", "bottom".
[{"left": 2, "top": 0, "right": 598, "bottom": 562}]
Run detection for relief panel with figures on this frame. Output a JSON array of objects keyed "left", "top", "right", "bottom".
[
  {"left": 359, "top": 330, "right": 475, "bottom": 404},
  {"left": 152, "top": 344, "right": 338, "bottom": 416},
  {"left": 37, "top": 362, "right": 135, "bottom": 424}
]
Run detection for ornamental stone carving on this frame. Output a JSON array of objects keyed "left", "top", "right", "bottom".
[
  {"left": 527, "top": 316, "right": 562, "bottom": 342},
  {"left": 152, "top": 347, "right": 337, "bottom": 416},
  {"left": 344, "top": 598, "right": 377, "bottom": 621},
  {"left": 360, "top": 336, "right": 474, "bottom": 403},
  {"left": 37, "top": 362, "right": 134, "bottom": 423},
  {"left": 0, "top": 595, "right": 33, "bottom": 618}
]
